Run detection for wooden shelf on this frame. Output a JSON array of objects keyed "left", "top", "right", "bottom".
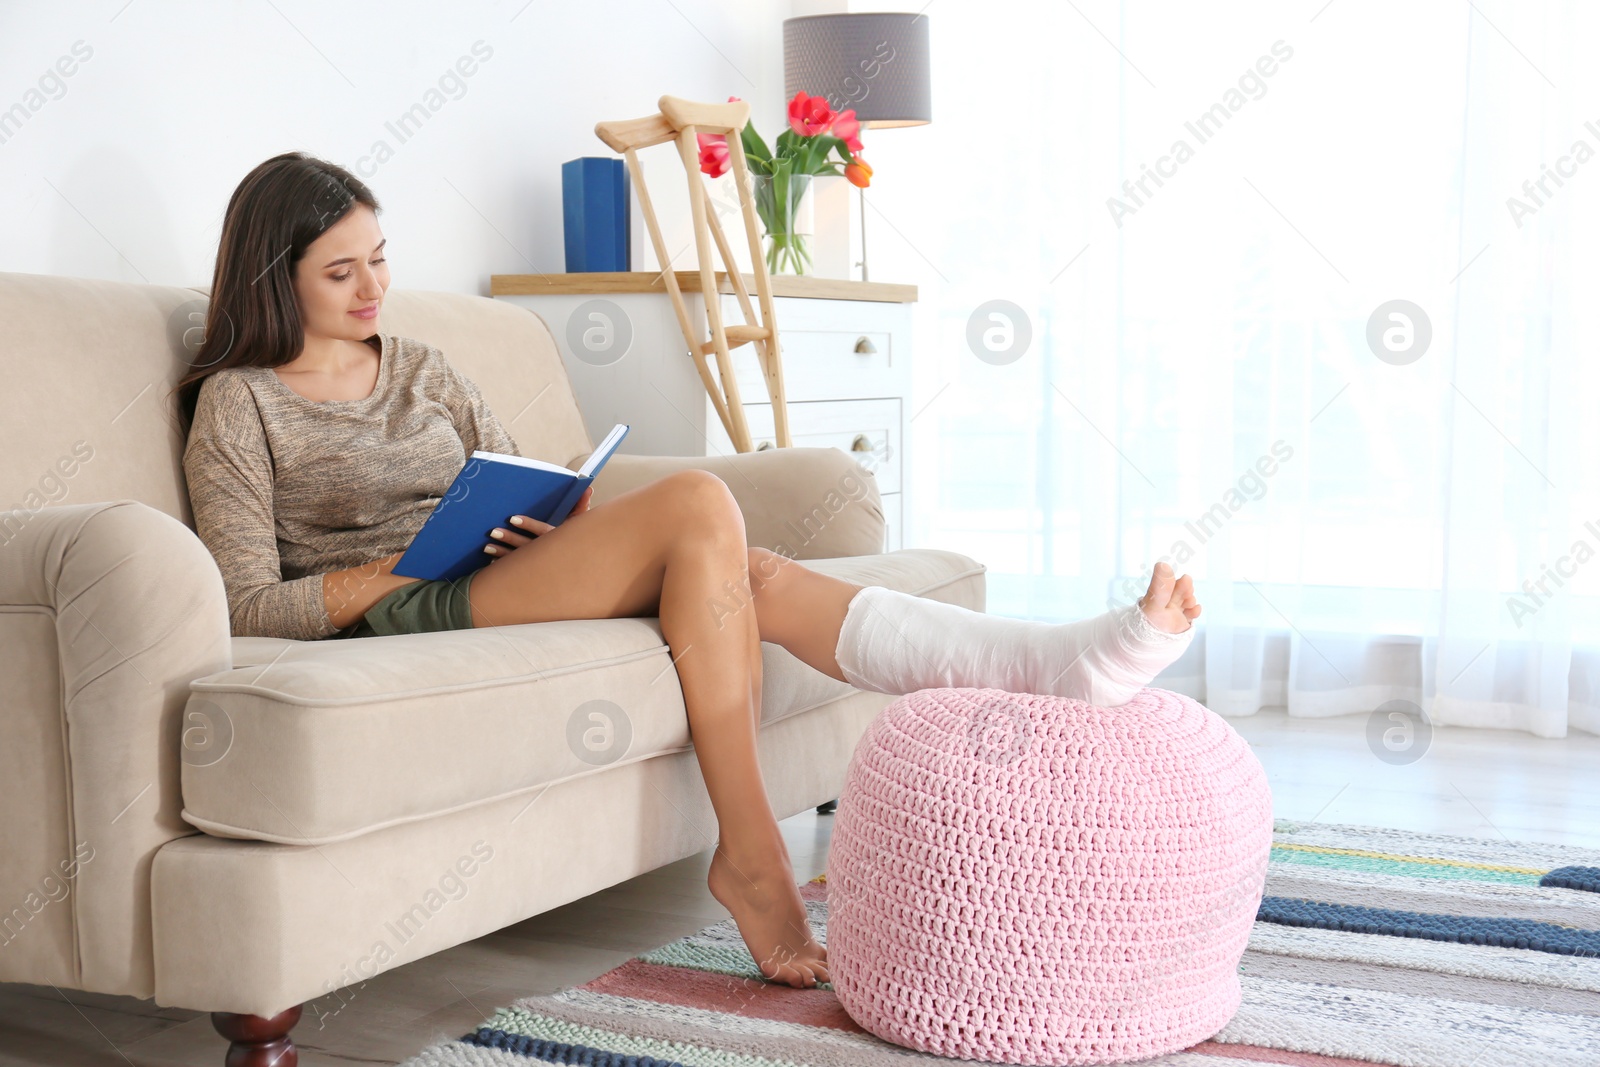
[{"left": 491, "top": 271, "right": 917, "bottom": 304}]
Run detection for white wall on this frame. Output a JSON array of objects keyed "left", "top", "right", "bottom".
[{"left": 0, "top": 0, "right": 793, "bottom": 292}]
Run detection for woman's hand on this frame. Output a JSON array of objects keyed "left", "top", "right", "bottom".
[
  {"left": 568, "top": 484, "right": 595, "bottom": 518},
  {"left": 483, "top": 486, "right": 593, "bottom": 558}
]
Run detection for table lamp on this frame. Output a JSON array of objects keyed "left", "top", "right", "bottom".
[{"left": 783, "top": 12, "right": 932, "bottom": 281}]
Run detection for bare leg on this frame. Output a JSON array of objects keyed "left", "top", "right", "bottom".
[
  {"left": 740, "top": 548, "right": 863, "bottom": 682},
  {"left": 465, "top": 470, "right": 826, "bottom": 987}
]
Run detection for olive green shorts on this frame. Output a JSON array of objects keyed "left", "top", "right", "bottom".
[{"left": 345, "top": 569, "right": 480, "bottom": 639}]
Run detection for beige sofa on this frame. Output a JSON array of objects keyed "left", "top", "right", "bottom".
[{"left": 0, "top": 270, "right": 986, "bottom": 1064}]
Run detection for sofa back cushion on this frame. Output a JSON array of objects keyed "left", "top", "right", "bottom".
[{"left": 0, "top": 270, "right": 594, "bottom": 531}]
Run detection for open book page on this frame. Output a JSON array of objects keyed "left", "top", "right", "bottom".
[
  {"left": 468, "top": 450, "right": 575, "bottom": 477},
  {"left": 579, "top": 423, "right": 629, "bottom": 477},
  {"left": 468, "top": 424, "right": 628, "bottom": 481}
]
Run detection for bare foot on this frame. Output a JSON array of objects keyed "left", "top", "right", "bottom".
[
  {"left": 707, "top": 843, "right": 829, "bottom": 988},
  {"left": 1139, "top": 561, "right": 1202, "bottom": 633}
]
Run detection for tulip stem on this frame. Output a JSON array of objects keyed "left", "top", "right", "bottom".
[{"left": 764, "top": 232, "right": 811, "bottom": 275}]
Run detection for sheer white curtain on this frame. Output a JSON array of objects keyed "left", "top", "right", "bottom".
[{"left": 862, "top": 1, "right": 1599, "bottom": 737}]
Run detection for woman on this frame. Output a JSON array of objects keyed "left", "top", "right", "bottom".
[{"left": 174, "top": 152, "right": 1202, "bottom": 990}]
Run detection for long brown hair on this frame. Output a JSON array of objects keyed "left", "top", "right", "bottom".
[{"left": 169, "top": 152, "right": 381, "bottom": 437}]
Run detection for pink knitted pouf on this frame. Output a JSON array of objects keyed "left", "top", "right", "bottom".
[{"left": 826, "top": 687, "right": 1273, "bottom": 1066}]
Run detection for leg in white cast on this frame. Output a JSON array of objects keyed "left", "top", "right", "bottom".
[{"left": 832, "top": 562, "right": 1200, "bottom": 705}]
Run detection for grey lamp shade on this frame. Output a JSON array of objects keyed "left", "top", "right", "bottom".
[{"left": 783, "top": 13, "right": 931, "bottom": 128}]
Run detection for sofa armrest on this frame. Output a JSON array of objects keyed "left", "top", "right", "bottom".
[
  {"left": 0, "top": 500, "right": 230, "bottom": 998},
  {"left": 588, "top": 446, "right": 886, "bottom": 559}
]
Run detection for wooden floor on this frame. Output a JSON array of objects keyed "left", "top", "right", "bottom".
[{"left": 3, "top": 707, "right": 1597, "bottom": 1067}]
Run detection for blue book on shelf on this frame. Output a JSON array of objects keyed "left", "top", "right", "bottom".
[
  {"left": 562, "top": 157, "right": 630, "bottom": 272},
  {"left": 393, "top": 423, "right": 630, "bottom": 582}
]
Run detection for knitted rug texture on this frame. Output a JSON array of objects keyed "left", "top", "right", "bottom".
[{"left": 399, "top": 818, "right": 1600, "bottom": 1067}]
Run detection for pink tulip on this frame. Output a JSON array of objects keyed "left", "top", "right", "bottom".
[
  {"left": 695, "top": 96, "right": 744, "bottom": 178},
  {"left": 697, "top": 132, "right": 730, "bottom": 178},
  {"left": 787, "top": 91, "right": 836, "bottom": 137},
  {"left": 833, "top": 109, "right": 863, "bottom": 153}
]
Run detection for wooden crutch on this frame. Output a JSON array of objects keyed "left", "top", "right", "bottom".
[{"left": 595, "top": 95, "right": 793, "bottom": 451}]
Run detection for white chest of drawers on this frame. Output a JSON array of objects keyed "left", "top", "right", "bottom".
[{"left": 492, "top": 273, "right": 916, "bottom": 551}]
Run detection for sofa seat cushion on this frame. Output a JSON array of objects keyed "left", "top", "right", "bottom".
[{"left": 180, "top": 549, "right": 986, "bottom": 845}]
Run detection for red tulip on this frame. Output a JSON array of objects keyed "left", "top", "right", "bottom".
[
  {"left": 787, "top": 91, "right": 836, "bottom": 137},
  {"left": 833, "top": 109, "right": 863, "bottom": 153},
  {"left": 844, "top": 155, "right": 873, "bottom": 188},
  {"left": 697, "top": 131, "right": 730, "bottom": 178}
]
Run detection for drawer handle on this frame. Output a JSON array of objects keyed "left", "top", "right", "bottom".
[
  {"left": 854, "top": 336, "right": 877, "bottom": 355},
  {"left": 851, "top": 433, "right": 872, "bottom": 452}
]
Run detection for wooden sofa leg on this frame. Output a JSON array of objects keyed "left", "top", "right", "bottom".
[{"left": 211, "top": 1005, "right": 302, "bottom": 1066}]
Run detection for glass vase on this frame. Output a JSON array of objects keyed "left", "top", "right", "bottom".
[{"left": 752, "top": 172, "right": 815, "bottom": 275}]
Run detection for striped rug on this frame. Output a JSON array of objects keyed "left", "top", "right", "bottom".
[{"left": 401, "top": 820, "right": 1600, "bottom": 1067}]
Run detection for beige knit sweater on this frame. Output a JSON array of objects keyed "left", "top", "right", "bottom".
[{"left": 182, "top": 332, "right": 521, "bottom": 641}]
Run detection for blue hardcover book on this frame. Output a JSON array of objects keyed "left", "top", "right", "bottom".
[
  {"left": 392, "top": 423, "right": 630, "bottom": 582},
  {"left": 562, "top": 157, "right": 630, "bottom": 272}
]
